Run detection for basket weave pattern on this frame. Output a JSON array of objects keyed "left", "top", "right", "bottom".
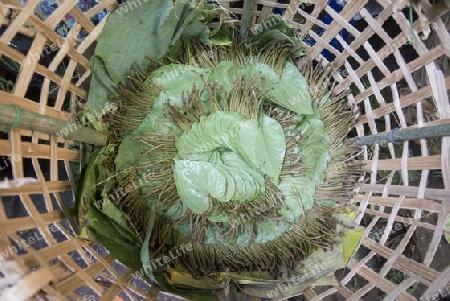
[{"left": 0, "top": 0, "right": 449, "bottom": 300}]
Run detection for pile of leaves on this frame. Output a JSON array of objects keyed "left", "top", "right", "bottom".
[{"left": 76, "top": 1, "right": 364, "bottom": 299}]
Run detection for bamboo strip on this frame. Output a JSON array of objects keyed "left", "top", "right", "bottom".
[
  {"left": 0, "top": 102, "right": 107, "bottom": 145},
  {"left": 0, "top": 90, "right": 70, "bottom": 121},
  {"left": 353, "top": 124, "right": 450, "bottom": 146},
  {"left": 359, "top": 184, "right": 450, "bottom": 201},
  {"left": 240, "top": 0, "right": 254, "bottom": 34},
  {"left": 352, "top": 194, "right": 446, "bottom": 213},
  {"left": 1, "top": 266, "right": 55, "bottom": 301},
  {"left": 362, "top": 155, "right": 441, "bottom": 171},
  {"left": 0, "top": 140, "right": 78, "bottom": 161},
  {"left": 357, "top": 76, "right": 450, "bottom": 124},
  {"left": 347, "top": 260, "right": 415, "bottom": 301},
  {"left": 99, "top": 269, "right": 135, "bottom": 301},
  {"left": 362, "top": 208, "right": 450, "bottom": 236},
  {"left": 0, "top": 210, "right": 72, "bottom": 231},
  {"left": 69, "top": 6, "right": 95, "bottom": 32},
  {"left": 361, "top": 238, "right": 439, "bottom": 283}
]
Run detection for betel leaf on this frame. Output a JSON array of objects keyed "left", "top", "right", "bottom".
[
  {"left": 262, "top": 61, "right": 314, "bottom": 115},
  {"left": 154, "top": 274, "right": 219, "bottom": 301},
  {"left": 253, "top": 219, "right": 292, "bottom": 244},
  {"left": 166, "top": 2, "right": 209, "bottom": 58},
  {"left": 141, "top": 211, "right": 156, "bottom": 281},
  {"left": 206, "top": 61, "right": 313, "bottom": 116},
  {"left": 150, "top": 64, "right": 208, "bottom": 101},
  {"left": 298, "top": 118, "right": 330, "bottom": 186},
  {"left": 100, "top": 199, "right": 142, "bottom": 246},
  {"left": 82, "top": 203, "right": 142, "bottom": 271},
  {"left": 173, "top": 159, "right": 265, "bottom": 214},
  {"left": 176, "top": 112, "right": 285, "bottom": 181},
  {"left": 87, "top": 0, "right": 209, "bottom": 112},
  {"left": 86, "top": 56, "right": 117, "bottom": 113},
  {"left": 175, "top": 111, "right": 245, "bottom": 159},
  {"left": 277, "top": 177, "right": 315, "bottom": 223},
  {"left": 115, "top": 135, "right": 143, "bottom": 171},
  {"left": 114, "top": 112, "right": 158, "bottom": 171},
  {"left": 237, "top": 115, "right": 286, "bottom": 181},
  {"left": 248, "top": 15, "right": 305, "bottom": 58},
  {"left": 208, "top": 24, "right": 232, "bottom": 46},
  {"left": 147, "top": 64, "right": 209, "bottom": 135},
  {"left": 207, "top": 62, "right": 278, "bottom": 94},
  {"left": 220, "top": 152, "right": 266, "bottom": 201},
  {"left": 173, "top": 160, "right": 211, "bottom": 214}
]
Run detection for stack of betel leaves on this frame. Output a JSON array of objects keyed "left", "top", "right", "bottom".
[{"left": 76, "top": 0, "right": 364, "bottom": 299}]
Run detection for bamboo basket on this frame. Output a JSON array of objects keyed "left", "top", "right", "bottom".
[{"left": 0, "top": 0, "right": 449, "bottom": 300}]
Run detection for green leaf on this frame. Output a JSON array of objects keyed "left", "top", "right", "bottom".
[
  {"left": 97, "top": 1, "right": 183, "bottom": 83},
  {"left": 150, "top": 64, "right": 208, "bottom": 100},
  {"left": 87, "top": 0, "right": 209, "bottom": 112},
  {"left": 100, "top": 199, "right": 141, "bottom": 245},
  {"left": 175, "top": 111, "right": 245, "bottom": 160},
  {"left": 173, "top": 159, "right": 265, "bottom": 214},
  {"left": 342, "top": 228, "right": 364, "bottom": 263},
  {"left": 76, "top": 144, "right": 115, "bottom": 234},
  {"left": 262, "top": 62, "right": 314, "bottom": 115},
  {"left": 207, "top": 61, "right": 313, "bottom": 115},
  {"left": 75, "top": 149, "right": 100, "bottom": 234},
  {"left": 115, "top": 134, "right": 143, "bottom": 171},
  {"left": 207, "top": 62, "right": 277, "bottom": 92},
  {"left": 334, "top": 213, "right": 364, "bottom": 263},
  {"left": 209, "top": 24, "right": 232, "bottom": 46},
  {"left": 141, "top": 211, "right": 156, "bottom": 281},
  {"left": 90, "top": 230, "right": 142, "bottom": 272},
  {"left": 173, "top": 160, "right": 211, "bottom": 214},
  {"left": 167, "top": 2, "right": 210, "bottom": 58},
  {"left": 154, "top": 274, "right": 219, "bottom": 301},
  {"left": 237, "top": 115, "right": 286, "bottom": 181},
  {"left": 86, "top": 56, "right": 117, "bottom": 113},
  {"left": 298, "top": 118, "right": 331, "bottom": 186},
  {"left": 277, "top": 177, "right": 315, "bottom": 223},
  {"left": 253, "top": 219, "right": 291, "bottom": 244},
  {"left": 248, "top": 15, "right": 305, "bottom": 58},
  {"left": 176, "top": 111, "right": 285, "bottom": 181},
  {"left": 238, "top": 224, "right": 351, "bottom": 299},
  {"left": 83, "top": 203, "right": 142, "bottom": 271}
]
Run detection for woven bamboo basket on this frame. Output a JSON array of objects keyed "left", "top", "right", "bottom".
[{"left": 0, "top": 0, "right": 449, "bottom": 300}]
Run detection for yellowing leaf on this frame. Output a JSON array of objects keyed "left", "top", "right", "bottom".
[
  {"left": 343, "top": 228, "right": 364, "bottom": 263},
  {"left": 343, "top": 207, "right": 361, "bottom": 221},
  {"left": 165, "top": 267, "right": 228, "bottom": 289}
]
